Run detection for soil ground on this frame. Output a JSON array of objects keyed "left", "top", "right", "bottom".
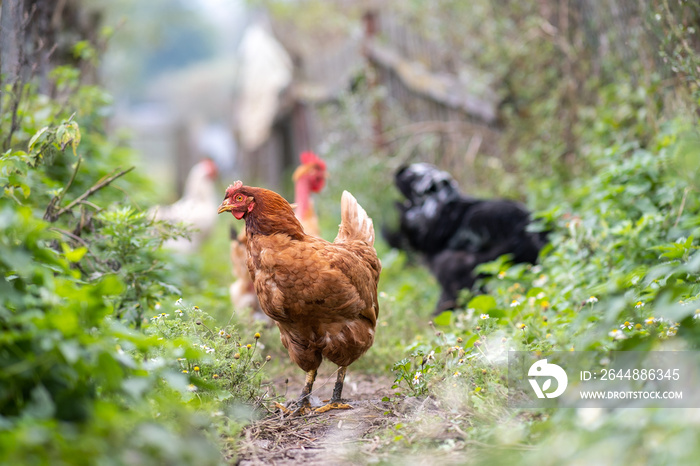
[{"left": 236, "top": 370, "right": 396, "bottom": 465}]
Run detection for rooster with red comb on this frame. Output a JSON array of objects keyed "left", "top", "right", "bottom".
[{"left": 292, "top": 151, "right": 327, "bottom": 237}]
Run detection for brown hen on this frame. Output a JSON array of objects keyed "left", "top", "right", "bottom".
[
  {"left": 218, "top": 181, "right": 381, "bottom": 414},
  {"left": 228, "top": 152, "right": 327, "bottom": 317}
]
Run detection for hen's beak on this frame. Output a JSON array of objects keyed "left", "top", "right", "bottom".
[{"left": 217, "top": 202, "right": 233, "bottom": 214}]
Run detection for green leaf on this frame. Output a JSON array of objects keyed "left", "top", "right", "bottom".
[
  {"left": 163, "top": 371, "right": 190, "bottom": 392},
  {"left": 64, "top": 246, "right": 88, "bottom": 263},
  {"left": 122, "top": 377, "right": 151, "bottom": 400},
  {"left": 25, "top": 385, "right": 56, "bottom": 419},
  {"left": 18, "top": 183, "right": 30, "bottom": 198},
  {"left": 28, "top": 126, "right": 49, "bottom": 151},
  {"left": 59, "top": 340, "right": 81, "bottom": 364},
  {"left": 526, "top": 288, "right": 546, "bottom": 298},
  {"left": 467, "top": 295, "right": 497, "bottom": 313},
  {"left": 67, "top": 121, "right": 81, "bottom": 155},
  {"left": 464, "top": 334, "right": 479, "bottom": 348},
  {"left": 433, "top": 310, "right": 453, "bottom": 326},
  {"left": 96, "top": 275, "right": 126, "bottom": 296}
]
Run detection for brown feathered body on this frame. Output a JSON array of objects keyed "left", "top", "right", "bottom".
[{"left": 220, "top": 183, "right": 381, "bottom": 374}]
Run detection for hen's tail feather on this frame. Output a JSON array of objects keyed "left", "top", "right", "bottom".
[{"left": 335, "top": 191, "right": 375, "bottom": 245}]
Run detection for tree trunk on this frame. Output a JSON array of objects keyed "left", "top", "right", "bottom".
[{"left": 0, "top": 0, "right": 23, "bottom": 84}]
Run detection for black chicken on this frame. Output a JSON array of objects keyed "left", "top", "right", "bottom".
[{"left": 383, "top": 163, "right": 548, "bottom": 313}]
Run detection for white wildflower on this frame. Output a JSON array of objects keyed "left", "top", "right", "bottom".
[
  {"left": 533, "top": 275, "right": 547, "bottom": 287},
  {"left": 412, "top": 372, "right": 423, "bottom": 385}
]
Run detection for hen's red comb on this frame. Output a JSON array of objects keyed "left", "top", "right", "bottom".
[
  {"left": 226, "top": 180, "right": 243, "bottom": 196},
  {"left": 300, "top": 151, "right": 326, "bottom": 169}
]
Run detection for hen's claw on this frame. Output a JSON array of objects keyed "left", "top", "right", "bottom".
[
  {"left": 314, "top": 402, "right": 352, "bottom": 413},
  {"left": 274, "top": 401, "right": 293, "bottom": 415},
  {"left": 274, "top": 400, "right": 312, "bottom": 416}
]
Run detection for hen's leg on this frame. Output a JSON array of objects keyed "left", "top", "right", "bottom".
[
  {"left": 315, "top": 366, "right": 352, "bottom": 413},
  {"left": 275, "top": 369, "right": 317, "bottom": 415},
  {"left": 298, "top": 368, "right": 317, "bottom": 408}
]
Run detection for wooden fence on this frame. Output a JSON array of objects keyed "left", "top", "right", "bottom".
[
  {"left": 249, "top": 0, "right": 687, "bottom": 190},
  {"left": 354, "top": 0, "right": 676, "bottom": 184}
]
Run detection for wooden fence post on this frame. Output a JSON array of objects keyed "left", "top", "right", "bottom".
[{"left": 363, "top": 10, "right": 386, "bottom": 150}]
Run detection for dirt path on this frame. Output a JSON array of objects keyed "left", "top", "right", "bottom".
[{"left": 236, "top": 370, "right": 396, "bottom": 465}]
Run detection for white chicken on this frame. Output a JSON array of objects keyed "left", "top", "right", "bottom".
[{"left": 151, "top": 158, "right": 219, "bottom": 253}]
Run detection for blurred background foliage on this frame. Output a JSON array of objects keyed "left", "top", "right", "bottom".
[{"left": 2, "top": 0, "right": 700, "bottom": 464}]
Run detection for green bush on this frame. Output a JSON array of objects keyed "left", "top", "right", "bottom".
[{"left": 0, "top": 62, "right": 265, "bottom": 463}]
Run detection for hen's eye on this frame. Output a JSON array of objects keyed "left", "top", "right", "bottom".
[{"left": 235, "top": 194, "right": 244, "bottom": 202}]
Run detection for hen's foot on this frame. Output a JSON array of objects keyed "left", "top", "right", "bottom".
[
  {"left": 314, "top": 401, "right": 352, "bottom": 413},
  {"left": 274, "top": 400, "right": 313, "bottom": 416}
]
